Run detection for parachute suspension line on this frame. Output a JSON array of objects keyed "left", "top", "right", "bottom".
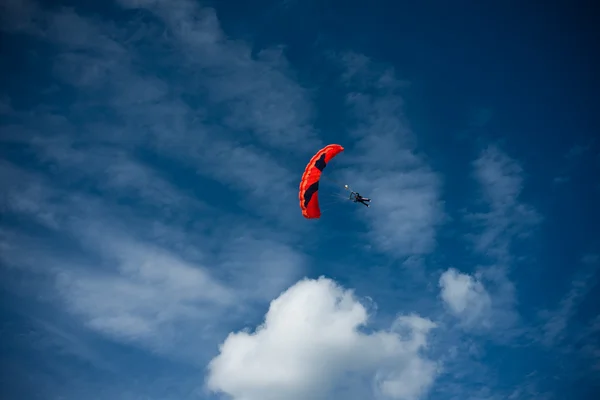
[
  {"left": 326, "top": 192, "right": 351, "bottom": 202},
  {"left": 320, "top": 173, "right": 349, "bottom": 191},
  {"left": 321, "top": 195, "right": 348, "bottom": 212},
  {"left": 321, "top": 195, "right": 346, "bottom": 206},
  {"left": 320, "top": 198, "right": 341, "bottom": 212}
]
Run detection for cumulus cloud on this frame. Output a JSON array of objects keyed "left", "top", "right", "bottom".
[
  {"left": 206, "top": 277, "right": 438, "bottom": 400},
  {"left": 439, "top": 268, "right": 492, "bottom": 328}
]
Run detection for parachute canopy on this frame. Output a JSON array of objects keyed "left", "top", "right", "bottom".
[{"left": 299, "top": 144, "right": 344, "bottom": 219}]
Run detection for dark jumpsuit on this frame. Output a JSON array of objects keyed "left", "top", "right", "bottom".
[{"left": 354, "top": 193, "right": 371, "bottom": 207}]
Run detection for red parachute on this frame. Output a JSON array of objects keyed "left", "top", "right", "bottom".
[{"left": 299, "top": 144, "right": 344, "bottom": 219}]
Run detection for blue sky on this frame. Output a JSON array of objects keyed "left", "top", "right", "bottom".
[{"left": 1, "top": 0, "right": 599, "bottom": 399}]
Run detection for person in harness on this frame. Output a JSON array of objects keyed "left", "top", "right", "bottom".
[{"left": 350, "top": 191, "right": 371, "bottom": 207}]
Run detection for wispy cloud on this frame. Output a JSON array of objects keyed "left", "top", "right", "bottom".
[
  {"left": 0, "top": 0, "right": 316, "bottom": 227},
  {"left": 506, "top": 372, "right": 554, "bottom": 400},
  {"left": 576, "top": 314, "right": 600, "bottom": 373},
  {"left": 337, "top": 53, "right": 444, "bottom": 258},
  {"left": 469, "top": 145, "right": 542, "bottom": 261},
  {"left": 565, "top": 143, "right": 593, "bottom": 160},
  {"left": 5, "top": 1, "right": 588, "bottom": 399},
  {"left": 439, "top": 268, "right": 492, "bottom": 329},
  {"left": 457, "top": 145, "right": 542, "bottom": 334},
  {"left": 115, "top": 0, "right": 322, "bottom": 153},
  {"left": 1, "top": 161, "right": 304, "bottom": 359},
  {"left": 17, "top": 314, "right": 120, "bottom": 374},
  {"left": 0, "top": 0, "right": 314, "bottom": 367},
  {"left": 553, "top": 140, "right": 597, "bottom": 185},
  {"left": 55, "top": 228, "right": 235, "bottom": 341},
  {"left": 539, "top": 253, "right": 599, "bottom": 347}
]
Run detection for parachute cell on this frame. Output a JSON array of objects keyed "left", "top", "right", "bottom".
[{"left": 299, "top": 144, "right": 344, "bottom": 219}]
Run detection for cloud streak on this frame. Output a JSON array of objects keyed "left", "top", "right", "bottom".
[
  {"left": 1, "top": 158, "right": 305, "bottom": 358},
  {"left": 539, "top": 254, "right": 599, "bottom": 347},
  {"left": 116, "top": 0, "right": 322, "bottom": 153},
  {"left": 469, "top": 145, "right": 542, "bottom": 261},
  {"left": 453, "top": 145, "right": 543, "bottom": 335},
  {"left": 338, "top": 54, "right": 444, "bottom": 258},
  {"left": 0, "top": 0, "right": 316, "bottom": 227},
  {"left": 0, "top": 0, "right": 319, "bottom": 367},
  {"left": 4, "top": 1, "right": 582, "bottom": 400}
]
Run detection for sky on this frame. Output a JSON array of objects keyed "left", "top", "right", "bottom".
[{"left": 1, "top": 0, "right": 599, "bottom": 399}]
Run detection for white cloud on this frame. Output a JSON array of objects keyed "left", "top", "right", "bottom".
[
  {"left": 565, "top": 143, "right": 592, "bottom": 160},
  {"left": 0, "top": 0, "right": 317, "bottom": 368},
  {"left": 539, "top": 253, "right": 599, "bottom": 346},
  {"left": 0, "top": 0, "right": 312, "bottom": 226},
  {"left": 115, "top": 0, "right": 321, "bottom": 153},
  {"left": 552, "top": 141, "right": 596, "bottom": 186},
  {"left": 578, "top": 314, "right": 600, "bottom": 373},
  {"left": 28, "top": 134, "right": 207, "bottom": 214},
  {"left": 473, "top": 146, "right": 523, "bottom": 210},
  {"left": 470, "top": 145, "right": 541, "bottom": 261},
  {"left": 337, "top": 55, "right": 444, "bottom": 258},
  {"left": 456, "top": 145, "right": 543, "bottom": 336},
  {"left": 439, "top": 268, "right": 492, "bottom": 328},
  {"left": 0, "top": 161, "right": 304, "bottom": 359},
  {"left": 5, "top": 0, "right": 446, "bottom": 247},
  {"left": 206, "top": 277, "right": 438, "bottom": 400}
]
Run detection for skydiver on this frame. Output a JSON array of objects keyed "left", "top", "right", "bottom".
[{"left": 352, "top": 192, "right": 371, "bottom": 207}]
